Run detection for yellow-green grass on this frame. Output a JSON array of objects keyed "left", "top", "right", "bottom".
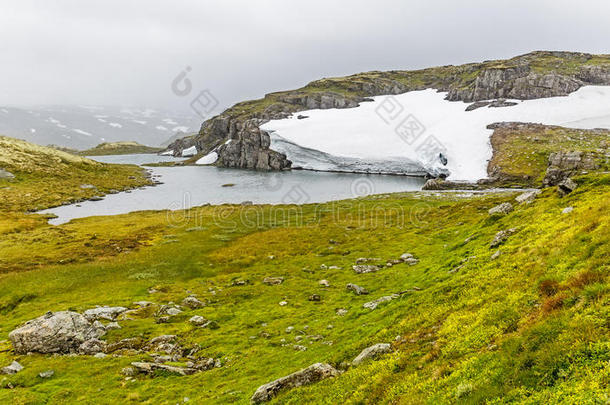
[
  {"left": 79, "top": 142, "right": 162, "bottom": 156},
  {"left": 0, "top": 172, "right": 608, "bottom": 403}
]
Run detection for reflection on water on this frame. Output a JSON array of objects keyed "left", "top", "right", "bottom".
[{"left": 42, "top": 154, "right": 426, "bottom": 225}]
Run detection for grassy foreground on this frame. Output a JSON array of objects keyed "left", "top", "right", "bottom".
[{"left": 0, "top": 164, "right": 608, "bottom": 403}]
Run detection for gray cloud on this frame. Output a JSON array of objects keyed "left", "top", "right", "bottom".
[{"left": 1, "top": 0, "right": 609, "bottom": 115}]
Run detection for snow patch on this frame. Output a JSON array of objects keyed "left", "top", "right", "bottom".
[
  {"left": 160, "top": 150, "right": 174, "bottom": 156},
  {"left": 261, "top": 86, "right": 610, "bottom": 181},
  {"left": 196, "top": 151, "right": 218, "bottom": 165},
  {"left": 181, "top": 146, "right": 197, "bottom": 157}
]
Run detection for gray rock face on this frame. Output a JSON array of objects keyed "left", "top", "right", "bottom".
[
  {"left": 78, "top": 338, "right": 107, "bottom": 355},
  {"left": 352, "top": 343, "right": 392, "bottom": 365},
  {"left": 543, "top": 151, "right": 599, "bottom": 186},
  {"left": 9, "top": 311, "right": 105, "bottom": 354},
  {"left": 489, "top": 202, "right": 514, "bottom": 216},
  {"left": 558, "top": 178, "right": 578, "bottom": 196},
  {"left": 1, "top": 361, "right": 23, "bottom": 375},
  {"left": 251, "top": 363, "right": 339, "bottom": 403}
]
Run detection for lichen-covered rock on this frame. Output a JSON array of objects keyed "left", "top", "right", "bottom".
[
  {"left": 9, "top": 311, "right": 105, "bottom": 354},
  {"left": 182, "top": 296, "right": 205, "bottom": 309},
  {"left": 352, "top": 265, "right": 380, "bottom": 274},
  {"left": 83, "top": 306, "right": 128, "bottom": 322},
  {"left": 352, "top": 343, "right": 392, "bottom": 365},
  {"left": 251, "top": 363, "right": 339, "bottom": 403},
  {"left": 131, "top": 361, "right": 197, "bottom": 376},
  {"left": 78, "top": 338, "right": 107, "bottom": 355},
  {"left": 557, "top": 178, "right": 578, "bottom": 196},
  {"left": 363, "top": 294, "right": 399, "bottom": 310},
  {"left": 263, "top": 276, "right": 284, "bottom": 285},
  {"left": 1, "top": 361, "right": 23, "bottom": 375},
  {"left": 489, "top": 202, "right": 513, "bottom": 216},
  {"left": 490, "top": 228, "right": 517, "bottom": 248},
  {"left": 515, "top": 189, "right": 541, "bottom": 204},
  {"left": 346, "top": 283, "right": 369, "bottom": 295}
]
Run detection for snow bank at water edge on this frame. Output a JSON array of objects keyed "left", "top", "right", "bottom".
[
  {"left": 182, "top": 146, "right": 197, "bottom": 157},
  {"left": 261, "top": 86, "right": 610, "bottom": 181},
  {"left": 196, "top": 151, "right": 218, "bottom": 165}
]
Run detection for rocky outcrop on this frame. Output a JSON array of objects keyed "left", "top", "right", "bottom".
[
  {"left": 251, "top": 363, "right": 339, "bottom": 403},
  {"left": 0, "top": 168, "right": 15, "bottom": 179},
  {"left": 165, "top": 51, "right": 610, "bottom": 173},
  {"left": 543, "top": 151, "right": 600, "bottom": 186},
  {"left": 9, "top": 311, "right": 105, "bottom": 354}
]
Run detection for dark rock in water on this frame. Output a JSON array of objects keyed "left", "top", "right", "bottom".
[
  {"left": 465, "top": 99, "right": 518, "bottom": 111},
  {"left": 251, "top": 363, "right": 339, "bottom": 403},
  {"left": 439, "top": 153, "right": 448, "bottom": 166},
  {"left": 296, "top": 115, "right": 309, "bottom": 120}
]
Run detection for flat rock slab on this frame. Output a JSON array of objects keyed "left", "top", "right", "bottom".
[
  {"left": 83, "top": 306, "right": 128, "bottom": 322},
  {"left": 352, "top": 343, "right": 392, "bottom": 365},
  {"left": 251, "top": 363, "right": 338, "bottom": 403}
]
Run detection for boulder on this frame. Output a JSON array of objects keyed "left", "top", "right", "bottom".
[
  {"left": 83, "top": 306, "right": 128, "bottom": 322},
  {"left": 78, "top": 338, "right": 107, "bottom": 355},
  {"left": 515, "top": 190, "right": 541, "bottom": 204},
  {"left": 352, "top": 265, "right": 380, "bottom": 274},
  {"left": 1, "top": 361, "right": 23, "bottom": 375},
  {"left": 263, "top": 277, "right": 284, "bottom": 285},
  {"left": 318, "top": 279, "right": 330, "bottom": 287},
  {"left": 308, "top": 294, "right": 321, "bottom": 302},
  {"left": 0, "top": 168, "right": 15, "bottom": 179},
  {"left": 39, "top": 370, "right": 54, "bottom": 378},
  {"left": 558, "top": 178, "right": 578, "bottom": 196},
  {"left": 346, "top": 283, "right": 369, "bottom": 295},
  {"left": 182, "top": 296, "right": 205, "bottom": 309},
  {"left": 9, "top": 311, "right": 105, "bottom": 354},
  {"left": 131, "top": 361, "right": 197, "bottom": 376},
  {"left": 488, "top": 202, "right": 513, "bottom": 216},
  {"left": 189, "top": 315, "right": 208, "bottom": 326},
  {"left": 562, "top": 206, "right": 574, "bottom": 214},
  {"left": 251, "top": 363, "right": 339, "bottom": 403},
  {"left": 363, "top": 294, "right": 399, "bottom": 310},
  {"left": 352, "top": 343, "right": 392, "bottom": 365}
]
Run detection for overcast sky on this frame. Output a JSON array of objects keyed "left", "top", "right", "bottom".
[{"left": 1, "top": 0, "right": 609, "bottom": 114}]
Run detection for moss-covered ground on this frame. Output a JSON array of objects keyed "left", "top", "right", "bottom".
[{"left": 1, "top": 139, "right": 608, "bottom": 404}]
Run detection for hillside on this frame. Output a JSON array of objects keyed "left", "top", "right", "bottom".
[
  {"left": 0, "top": 129, "right": 608, "bottom": 402},
  {"left": 165, "top": 51, "right": 610, "bottom": 175},
  {"left": 79, "top": 141, "right": 162, "bottom": 156}
]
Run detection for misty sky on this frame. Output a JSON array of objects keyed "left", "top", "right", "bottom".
[{"left": 1, "top": 0, "right": 609, "bottom": 115}]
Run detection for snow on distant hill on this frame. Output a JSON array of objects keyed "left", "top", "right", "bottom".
[
  {"left": 261, "top": 86, "right": 610, "bottom": 181},
  {"left": 0, "top": 105, "right": 201, "bottom": 150}
]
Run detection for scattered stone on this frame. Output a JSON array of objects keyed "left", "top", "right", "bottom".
[
  {"left": 285, "top": 326, "right": 294, "bottom": 333},
  {"left": 105, "top": 322, "right": 121, "bottom": 330},
  {"left": 346, "top": 283, "right": 369, "bottom": 295},
  {"left": 38, "top": 370, "right": 54, "bottom": 378},
  {"left": 308, "top": 294, "right": 321, "bottom": 302},
  {"left": 145, "top": 335, "right": 180, "bottom": 355},
  {"left": 241, "top": 200, "right": 253, "bottom": 206},
  {"left": 121, "top": 367, "right": 136, "bottom": 376},
  {"left": 386, "top": 259, "right": 403, "bottom": 266},
  {"left": 515, "top": 189, "right": 541, "bottom": 204},
  {"left": 131, "top": 361, "right": 197, "bottom": 376},
  {"left": 182, "top": 296, "right": 205, "bottom": 309},
  {"left": 156, "top": 316, "right": 170, "bottom": 324},
  {"left": 352, "top": 265, "right": 380, "bottom": 274},
  {"left": 1, "top": 361, "right": 23, "bottom": 375},
  {"left": 263, "top": 277, "right": 284, "bottom": 286},
  {"left": 279, "top": 301, "right": 288, "bottom": 306},
  {"left": 251, "top": 363, "right": 339, "bottom": 403},
  {"left": 231, "top": 279, "right": 248, "bottom": 286},
  {"left": 488, "top": 202, "right": 513, "bottom": 216},
  {"left": 166, "top": 307, "right": 183, "bottom": 316},
  {"left": 491, "top": 250, "right": 501, "bottom": 260},
  {"left": 562, "top": 206, "right": 574, "bottom": 214},
  {"left": 9, "top": 311, "right": 105, "bottom": 354},
  {"left": 352, "top": 343, "right": 392, "bottom": 365},
  {"left": 93, "top": 352, "right": 107, "bottom": 358},
  {"left": 189, "top": 315, "right": 208, "bottom": 326},
  {"left": 403, "top": 257, "right": 419, "bottom": 266},
  {"left": 399, "top": 253, "right": 413, "bottom": 260},
  {"left": 318, "top": 279, "right": 330, "bottom": 287},
  {"left": 363, "top": 294, "right": 399, "bottom": 310},
  {"left": 490, "top": 228, "right": 517, "bottom": 248},
  {"left": 79, "top": 338, "right": 106, "bottom": 355},
  {"left": 336, "top": 309, "right": 348, "bottom": 316},
  {"left": 558, "top": 178, "right": 578, "bottom": 196},
  {"left": 293, "top": 345, "right": 307, "bottom": 351},
  {"left": 328, "top": 265, "right": 341, "bottom": 270},
  {"left": 83, "top": 306, "right": 128, "bottom": 322}
]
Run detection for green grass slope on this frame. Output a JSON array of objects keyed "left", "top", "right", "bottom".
[
  {"left": 0, "top": 170, "right": 608, "bottom": 403},
  {"left": 79, "top": 141, "right": 162, "bottom": 156}
]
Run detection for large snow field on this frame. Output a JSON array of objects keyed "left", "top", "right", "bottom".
[{"left": 261, "top": 86, "right": 610, "bottom": 180}]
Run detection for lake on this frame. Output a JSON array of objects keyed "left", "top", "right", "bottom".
[{"left": 41, "top": 154, "right": 426, "bottom": 225}]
